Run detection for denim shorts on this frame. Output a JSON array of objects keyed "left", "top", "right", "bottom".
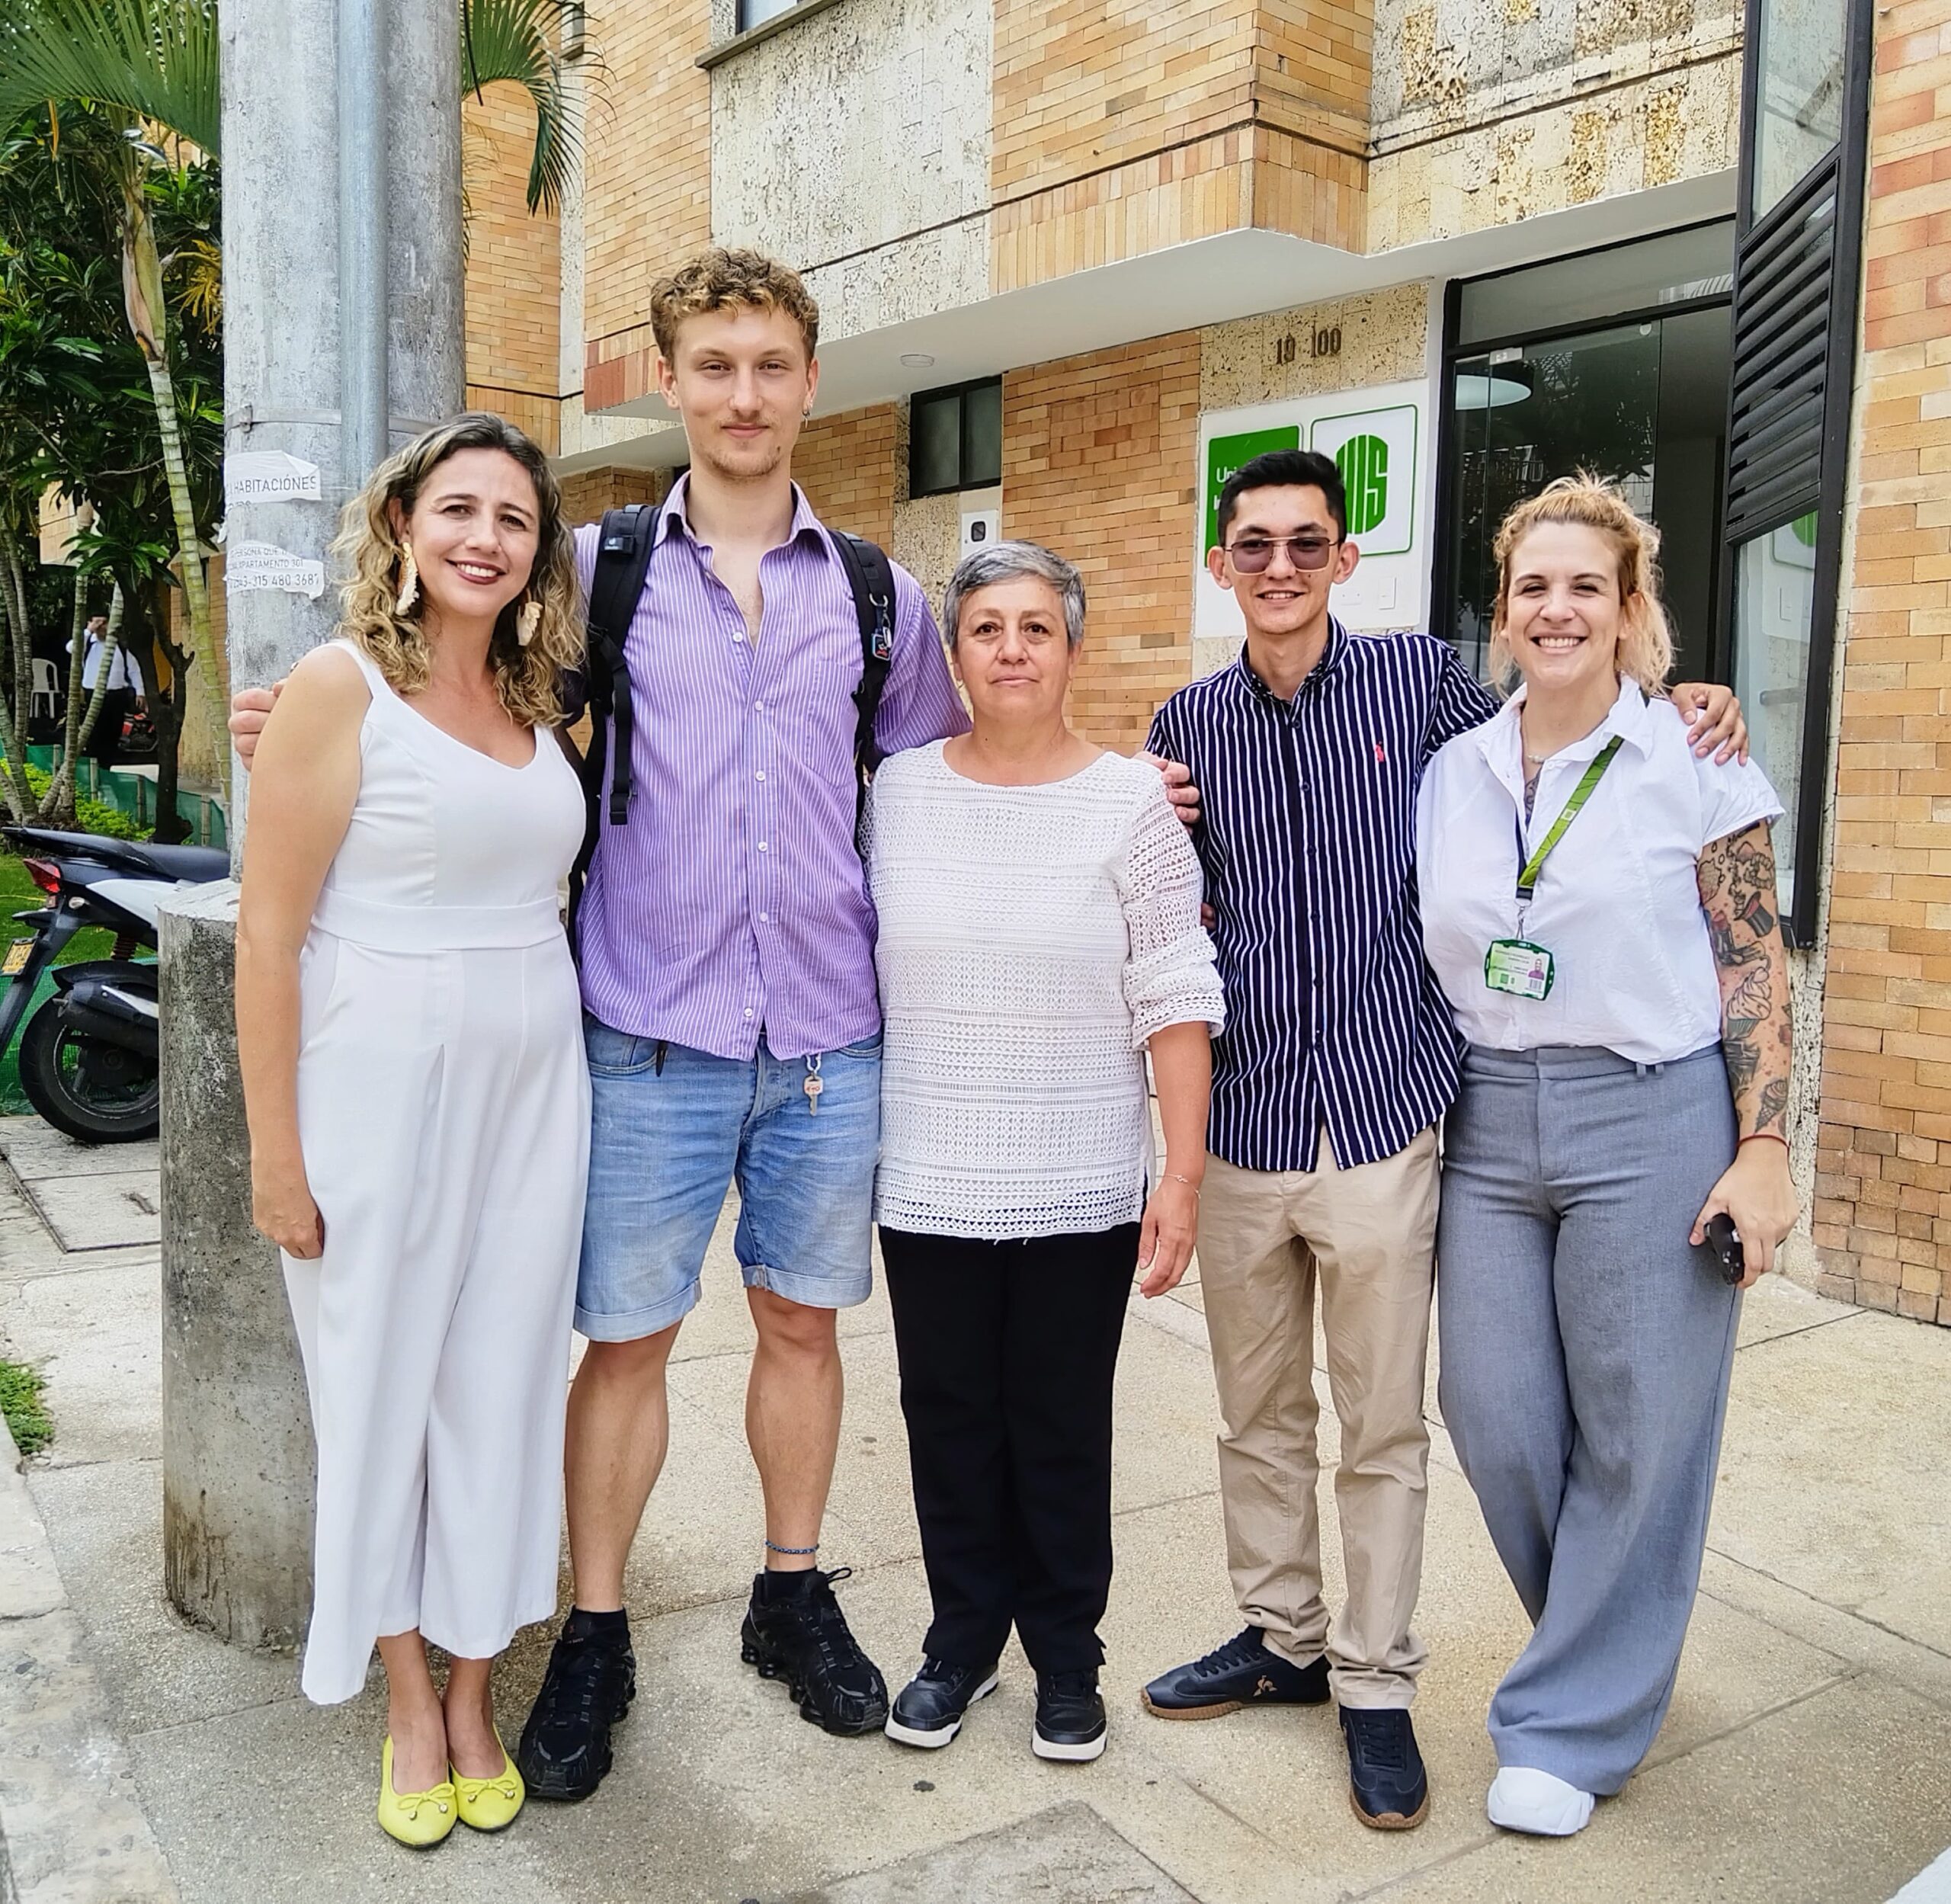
[{"left": 575, "top": 1017, "right": 881, "bottom": 1341}]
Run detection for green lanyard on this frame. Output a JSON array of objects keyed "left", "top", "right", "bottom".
[{"left": 1515, "top": 736, "right": 1623, "bottom": 902}]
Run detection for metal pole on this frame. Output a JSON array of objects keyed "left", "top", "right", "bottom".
[{"left": 338, "top": 0, "right": 389, "bottom": 492}]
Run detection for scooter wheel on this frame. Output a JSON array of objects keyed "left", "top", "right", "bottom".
[{"left": 17, "top": 1002, "right": 160, "bottom": 1143}]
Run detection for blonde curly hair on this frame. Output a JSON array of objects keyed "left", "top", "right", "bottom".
[
  {"left": 649, "top": 248, "right": 819, "bottom": 363},
  {"left": 332, "top": 412, "right": 583, "bottom": 727},
  {"left": 1489, "top": 473, "right": 1674, "bottom": 698}
]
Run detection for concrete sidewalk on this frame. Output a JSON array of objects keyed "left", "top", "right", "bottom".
[{"left": 2, "top": 1112, "right": 1949, "bottom": 1903}]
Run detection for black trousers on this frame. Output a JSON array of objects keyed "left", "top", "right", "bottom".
[
  {"left": 881, "top": 1223, "right": 1137, "bottom": 1676},
  {"left": 87, "top": 688, "right": 131, "bottom": 768}
]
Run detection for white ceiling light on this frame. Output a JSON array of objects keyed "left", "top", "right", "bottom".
[
  {"left": 1452, "top": 371, "right": 1533, "bottom": 411},
  {"left": 899, "top": 351, "right": 936, "bottom": 368}
]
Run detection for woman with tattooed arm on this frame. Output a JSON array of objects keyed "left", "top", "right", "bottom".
[{"left": 1414, "top": 476, "right": 1797, "bottom": 1841}]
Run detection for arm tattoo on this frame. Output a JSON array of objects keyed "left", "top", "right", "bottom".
[{"left": 1697, "top": 822, "right": 1792, "bottom": 1142}]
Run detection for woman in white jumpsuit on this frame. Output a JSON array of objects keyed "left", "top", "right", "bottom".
[{"left": 236, "top": 415, "right": 589, "bottom": 1848}]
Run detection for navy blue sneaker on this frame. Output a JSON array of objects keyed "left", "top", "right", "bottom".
[
  {"left": 1341, "top": 1705, "right": 1429, "bottom": 1830},
  {"left": 1140, "top": 1627, "right": 1330, "bottom": 1720}
]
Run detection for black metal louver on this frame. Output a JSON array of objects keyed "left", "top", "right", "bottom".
[{"left": 1724, "top": 156, "right": 1840, "bottom": 545}]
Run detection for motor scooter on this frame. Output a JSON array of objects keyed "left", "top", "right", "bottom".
[{"left": 1, "top": 825, "right": 228, "bottom": 1142}]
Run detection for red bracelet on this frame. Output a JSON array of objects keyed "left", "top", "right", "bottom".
[{"left": 1738, "top": 1132, "right": 1789, "bottom": 1152}]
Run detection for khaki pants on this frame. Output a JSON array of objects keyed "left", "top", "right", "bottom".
[{"left": 1197, "top": 1126, "right": 1439, "bottom": 1710}]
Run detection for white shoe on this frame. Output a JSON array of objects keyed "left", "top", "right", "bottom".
[{"left": 1487, "top": 1766, "right": 1595, "bottom": 1836}]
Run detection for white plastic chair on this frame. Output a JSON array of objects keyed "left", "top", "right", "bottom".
[{"left": 29, "top": 659, "right": 57, "bottom": 723}]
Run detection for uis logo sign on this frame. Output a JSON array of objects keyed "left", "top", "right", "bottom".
[
  {"left": 1310, "top": 404, "right": 1418, "bottom": 556},
  {"left": 1336, "top": 434, "right": 1389, "bottom": 537}
]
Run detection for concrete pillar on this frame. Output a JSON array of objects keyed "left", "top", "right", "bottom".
[{"left": 159, "top": 0, "right": 463, "bottom": 1646}]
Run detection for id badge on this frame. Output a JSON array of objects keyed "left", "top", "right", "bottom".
[{"left": 1485, "top": 938, "right": 1555, "bottom": 1000}]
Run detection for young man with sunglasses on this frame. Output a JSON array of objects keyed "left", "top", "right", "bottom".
[{"left": 1139, "top": 448, "right": 1743, "bottom": 1831}]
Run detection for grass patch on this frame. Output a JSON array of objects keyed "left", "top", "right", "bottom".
[
  {"left": 0, "top": 1361, "right": 51, "bottom": 1457},
  {"left": 0, "top": 852, "right": 115, "bottom": 966}
]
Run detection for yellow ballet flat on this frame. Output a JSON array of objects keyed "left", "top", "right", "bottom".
[
  {"left": 377, "top": 1736, "right": 457, "bottom": 1848},
  {"left": 452, "top": 1735, "right": 524, "bottom": 1832}
]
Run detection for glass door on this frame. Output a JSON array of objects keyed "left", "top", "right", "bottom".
[{"left": 1444, "top": 306, "right": 1729, "bottom": 686}]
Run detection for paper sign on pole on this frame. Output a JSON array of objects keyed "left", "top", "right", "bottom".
[
  {"left": 226, "top": 540, "right": 327, "bottom": 600},
  {"left": 225, "top": 451, "right": 323, "bottom": 503}
]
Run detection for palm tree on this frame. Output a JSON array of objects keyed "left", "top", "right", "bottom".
[{"left": 0, "top": 0, "right": 587, "bottom": 800}]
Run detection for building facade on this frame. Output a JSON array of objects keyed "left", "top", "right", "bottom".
[{"left": 466, "top": 0, "right": 1949, "bottom": 1324}]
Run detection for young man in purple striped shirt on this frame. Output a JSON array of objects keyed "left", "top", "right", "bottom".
[{"left": 522, "top": 252, "right": 976, "bottom": 1789}]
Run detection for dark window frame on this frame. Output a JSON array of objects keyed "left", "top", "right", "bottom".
[
  {"left": 1431, "top": 217, "right": 1738, "bottom": 662},
  {"left": 908, "top": 377, "right": 1004, "bottom": 500},
  {"left": 1717, "top": 0, "right": 1874, "bottom": 945}
]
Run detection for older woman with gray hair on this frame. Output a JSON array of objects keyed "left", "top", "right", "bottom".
[{"left": 870, "top": 541, "right": 1223, "bottom": 1764}]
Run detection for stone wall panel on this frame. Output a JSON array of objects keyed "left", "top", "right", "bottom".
[{"left": 710, "top": 0, "right": 991, "bottom": 311}]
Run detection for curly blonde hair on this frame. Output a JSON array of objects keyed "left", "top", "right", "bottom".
[
  {"left": 1489, "top": 473, "right": 1674, "bottom": 698},
  {"left": 332, "top": 412, "right": 583, "bottom": 727},
  {"left": 649, "top": 248, "right": 819, "bottom": 363}
]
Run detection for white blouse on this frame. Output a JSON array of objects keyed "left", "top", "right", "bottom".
[
  {"left": 1415, "top": 677, "right": 1783, "bottom": 1065},
  {"left": 868, "top": 742, "right": 1225, "bottom": 1241}
]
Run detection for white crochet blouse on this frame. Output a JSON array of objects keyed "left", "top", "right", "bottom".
[{"left": 867, "top": 742, "right": 1225, "bottom": 1241}]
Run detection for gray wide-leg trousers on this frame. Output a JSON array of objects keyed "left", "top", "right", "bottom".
[{"left": 1437, "top": 1043, "right": 1741, "bottom": 1797}]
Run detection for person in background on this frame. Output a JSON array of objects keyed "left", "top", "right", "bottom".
[
  {"left": 1140, "top": 448, "right": 1746, "bottom": 1833},
  {"left": 81, "top": 614, "right": 139, "bottom": 769},
  {"left": 235, "top": 414, "right": 590, "bottom": 1848},
  {"left": 1415, "top": 474, "right": 1798, "bottom": 1838},
  {"left": 869, "top": 542, "right": 1222, "bottom": 1765}
]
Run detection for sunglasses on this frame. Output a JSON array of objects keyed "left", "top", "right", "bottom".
[{"left": 1223, "top": 534, "right": 1339, "bottom": 573}]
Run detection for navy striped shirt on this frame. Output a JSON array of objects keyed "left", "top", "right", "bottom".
[{"left": 1147, "top": 620, "right": 1498, "bottom": 1172}]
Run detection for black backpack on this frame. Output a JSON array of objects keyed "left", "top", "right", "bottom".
[{"left": 562, "top": 503, "right": 898, "bottom": 944}]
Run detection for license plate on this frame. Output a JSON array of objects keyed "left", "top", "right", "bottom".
[{"left": 2, "top": 940, "right": 31, "bottom": 977}]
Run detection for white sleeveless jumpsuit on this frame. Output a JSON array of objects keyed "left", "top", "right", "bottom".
[{"left": 283, "top": 639, "right": 590, "bottom": 1704}]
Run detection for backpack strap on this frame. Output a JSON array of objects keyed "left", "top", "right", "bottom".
[
  {"left": 828, "top": 530, "right": 896, "bottom": 838},
  {"left": 566, "top": 502, "right": 659, "bottom": 949}
]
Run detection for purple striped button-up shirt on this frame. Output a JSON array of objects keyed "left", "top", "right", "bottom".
[{"left": 573, "top": 477, "right": 969, "bottom": 1062}]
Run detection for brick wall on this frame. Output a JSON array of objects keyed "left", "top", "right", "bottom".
[
  {"left": 991, "top": 0, "right": 1258, "bottom": 200},
  {"left": 463, "top": 83, "right": 562, "bottom": 452},
  {"left": 1002, "top": 334, "right": 1203, "bottom": 752},
  {"left": 988, "top": 2, "right": 1371, "bottom": 293},
  {"left": 1812, "top": 0, "right": 1951, "bottom": 1325},
  {"left": 557, "top": 466, "right": 667, "bottom": 528},
  {"left": 580, "top": 0, "right": 711, "bottom": 369},
  {"left": 793, "top": 407, "right": 900, "bottom": 550}
]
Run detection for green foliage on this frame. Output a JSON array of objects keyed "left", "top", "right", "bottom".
[
  {"left": 0, "top": 0, "right": 589, "bottom": 219},
  {"left": 6, "top": 761, "right": 149, "bottom": 838},
  {"left": 0, "top": 2, "right": 220, "bottom": 161},
  {"left": 0, "top": 1360, "right": 50, "bottom": 1456},
  {"left": 463, "top": 0, "right": 593, "bottom": 215}
]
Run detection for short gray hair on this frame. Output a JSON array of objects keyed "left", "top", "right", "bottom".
[{"left": 941, "top": 540, "right": 1086, "bottom": 649}]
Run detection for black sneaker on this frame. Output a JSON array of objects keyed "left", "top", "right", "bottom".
[
  {"left": 1033, "top": 1671, "right": 1107, "bottom": 1762},
  {"left": 1140, "top": 1627, "right": 1331, "bottom": 1720},
  {"left": 515, "top": 1616, "right": 637, "bottom": 1801},
  {"left": 883, "top": 1656, "right": 1001, "bottom": 1749},
  {"left": 738, "top": 1568, "right": 889, "bottom": 1737},
  {"left": 1340, "top": 1705, "right": 1429, "bottom": 1830}
]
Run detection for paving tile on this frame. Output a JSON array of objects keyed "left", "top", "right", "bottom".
[
  {"left": 0, "top": 1603, "right": 176, "bottom": 1902},
  {"left": 1735, "top": 1273, "right": 1866, "bottom": 1349},
  {"left": 0, "top": 1122, "right": 158, "bottom": 1181},
  {"left": 1713, "top": 1307, "right": 1951, "bottom": 1656},
  {"left": 1376, "top": 1677, "right": 1951, "bottom": 1904},
  {"left": 29, "top": 1460, "right": 303, "bottom": 1737},
  {"left": 21, "top": 1172, "right": 161, "bottom": 1252},
  {"left": 12, "top": 1258, "right": 160, "bottom": 1467},
  {"left": 796, "top": 1801, "right": 1197, "bottom": 1901}
]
